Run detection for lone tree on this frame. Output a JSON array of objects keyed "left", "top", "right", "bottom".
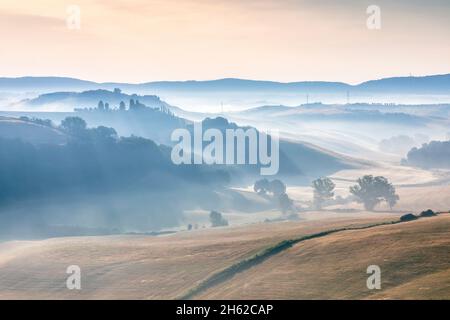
[
  {"left": 253, "top": 179, "right": 286, "bottom": 197},
  {"left": 278, "top": 193, "right": 294, "bottom": 214},
  {"left": 209, "top": 210, "right": 228, "bottom": 227},
  {"left": 349, "top": 175, "right": 399, "bottom": 211},
  {"left": 270, "top": 179, "right": 286, "bottom": 197},
  {"left": 312, "top": 177, "right": 335, "bottom": 210},
  {"left": 119, "top": 101, "right": 126, "bottom": 111},
  {"left": 254, "top": 178, "right": 270, "bottom": 195},
  {"left": 254, "top": 179, "right": 294, "bottom": 214}
]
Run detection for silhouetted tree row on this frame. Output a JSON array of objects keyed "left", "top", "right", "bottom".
[{"left": 78, "top": 97, "right": 175, "bottom": 116}]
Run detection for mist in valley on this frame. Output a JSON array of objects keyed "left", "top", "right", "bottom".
[{"left": 1, "top": 75, "right": 450, "bottom": 242}]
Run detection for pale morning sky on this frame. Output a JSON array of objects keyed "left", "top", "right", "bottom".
[{"left": 0, "top": 0, "right": 449, "bottom": 83}]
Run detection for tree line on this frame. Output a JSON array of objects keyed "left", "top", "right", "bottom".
[{"left": 253, "top": 174, "right": 399, "bottom": 214}]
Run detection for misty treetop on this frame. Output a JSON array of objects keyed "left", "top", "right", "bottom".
[
  {"left": 253, "top": 178, "right": 295, "bottom": 215},
  {"left": 209, "top": 210, "right": 229, "bottom": 227},
  {"left": 349, "top": 175, "right": 399, "bottom": 211},
  {"left": 0, "top": 117, "right": 229, "bottom": 235},
  {"left": 312, "top": 177, "right": 335, "bottom": 210}
]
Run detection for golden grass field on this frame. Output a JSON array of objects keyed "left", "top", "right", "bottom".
[
  {"left": 196, "top": 214, "right": 450, "bottom": 299},
  {"left": 0, "top": 212, "right": 448, "bottom": 299},
  {"left": 0, "top": 213, "right": 395, "bottom": 299}
]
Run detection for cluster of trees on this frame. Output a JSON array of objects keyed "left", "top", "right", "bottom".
[
  {"left": 69, "top": 89, "right": 174, "bottom": 115},
  {"left": 0, "top": 116, "right": 232, "bottom": 233},
  {"left": 0, "top": 116, "right": 167, "bottom": 203},
  {"left": 95, "top": 99, "right": 148, "bottom": 112},
  {"left": 209, "top": 210, "right": 229, "bottom": 227},
  {"left": 253, "top": 175, "right": 399, "bottom": 215},
  {"left": 254, "top": 178, "right": 295, "bottom": 214},
  {"left": 83, "top": 93, "right": 174, "bottom": 116},
  {"left": 254, "top": 179, "right": 286, "bottom": 196},
  {"left": 404, "top": 140, "right": 450, "bottom": 169},
  {"left": 186, "top": 210, "right": 229, "bottom": 230},
  {"left": 311, "top": 175, "right": 398, "bottom": 211},
  {"left": 19, "top": 116, "right": 53, "bottom": 128}
]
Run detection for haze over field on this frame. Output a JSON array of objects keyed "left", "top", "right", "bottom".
[
  {"left": 1, "top": 74, "right": 450, "bottom": 237},
  {"left": 1, "top": 73, "right": 450, "bottom": 300}
]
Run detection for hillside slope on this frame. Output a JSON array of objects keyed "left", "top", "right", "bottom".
[
  {"left": 0, "top": 215, "right": 396, "bottom": 299},
  {"left": 0, "top": 214, "right": 448, "bottom": 299},
  {"left": 0, "top": 117, "right": 67, "bottom": 145},
  {"left": 196, "top": 214, "right": 450, "bottom": 299}
]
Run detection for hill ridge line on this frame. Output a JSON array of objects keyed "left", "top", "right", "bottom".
[{"left": 178, "top": 215, "right": 444, "bottom": 299}]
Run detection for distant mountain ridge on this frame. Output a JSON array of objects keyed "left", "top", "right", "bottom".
[{"left": 1, "top": 74, "right": 450, "bottom": 94}]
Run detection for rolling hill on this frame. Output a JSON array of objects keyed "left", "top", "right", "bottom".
[
  {"left": 0, "top": 116, "right": 67, "bottom": 145},
  {"left": 0, "top": 213, "right": 448, "bottom": 299}
]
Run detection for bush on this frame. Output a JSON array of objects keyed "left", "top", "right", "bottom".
[
  {"left": 419, "top": 209, "right": 436, "bottom": 217},
  {"left": 400, "top": 213, "right": 418, "bottom": 222}
]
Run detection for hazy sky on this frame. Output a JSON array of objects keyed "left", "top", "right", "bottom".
[{"left": 1, "top": 0, "right": 449, "bottom": 83}]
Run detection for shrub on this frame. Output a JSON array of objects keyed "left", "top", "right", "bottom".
[
  {"left": 419, "top": 209, "right": 436, "bottom": 217},
  {"left": 400, "top": 213, "right": 418, "bottom": 222}
]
